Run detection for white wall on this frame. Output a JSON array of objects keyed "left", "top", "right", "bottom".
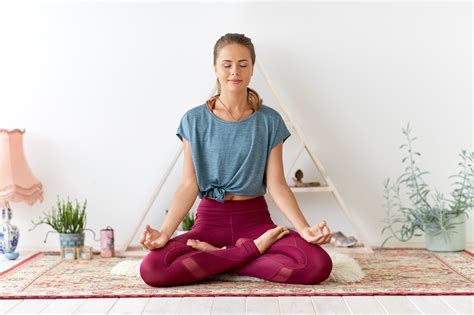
[{"left": 0, "top": 1, "right": 471, "bottom": 252}]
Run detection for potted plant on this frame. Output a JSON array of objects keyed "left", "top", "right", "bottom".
[
  {"left": 181, "top": 211, "right": 195, "bottom": 231},
  {"left": 381, "top": 122, "right": 473, "bottom": 252},
  {"left": 29, "top": 195, "right": 97, "bottom": 248}
]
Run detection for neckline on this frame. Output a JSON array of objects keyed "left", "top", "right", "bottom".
[{"left": 203, "top": 103, "right": 258, "bottom": 124}]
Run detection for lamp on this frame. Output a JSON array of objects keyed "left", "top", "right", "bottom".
[{"left": 0, "top": 129, "right": 43, "bottom": 260}]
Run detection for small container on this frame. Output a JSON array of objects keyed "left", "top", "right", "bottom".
[
  {"left": 100, "top": 226, "right": 115, "bottom": 257},
  {"left": 62, "top": 247, "right": 77, "bottom": 260},
  {"left": 78, "top": 246, "right": 93, "bottom": 260}
]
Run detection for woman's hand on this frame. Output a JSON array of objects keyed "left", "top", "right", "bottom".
[
  {"left": 299, "top": 220, "right": 334, "bottom": 245},
  {"left": 139, "top": 224, "right": 171, "bottom": 250}
]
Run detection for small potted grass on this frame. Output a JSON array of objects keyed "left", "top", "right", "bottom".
[{"left": 29, "top": 195, "right": 97, "bottom": 249}]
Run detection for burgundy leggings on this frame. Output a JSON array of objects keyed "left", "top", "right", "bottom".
[{"left": 139, "top": 196, "right": 333, "bottom": 287}]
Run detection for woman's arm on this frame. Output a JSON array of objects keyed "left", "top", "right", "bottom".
[
  {"left": 265, "top": 143, "right": 311, "bottom": 233},
  {"left": 266, "top": 143, "right": 333, "bottom": 244},
  {"left": 159, "top": 138, "right": 199, "bottom": 238}
]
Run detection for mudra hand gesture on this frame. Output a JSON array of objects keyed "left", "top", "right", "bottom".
[
  {"left": 299, "top": 220, "right": 334, "bottom": 245},
  {"left": 139, "top": 224, "right": 171, "bottom": 250}
]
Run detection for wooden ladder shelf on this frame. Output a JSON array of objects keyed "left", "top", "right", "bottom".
[{"left": 122, "top": 57, "right": 373, "bottom": 255}]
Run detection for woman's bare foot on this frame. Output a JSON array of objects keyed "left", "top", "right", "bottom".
[
  {"left": 186, "top": 239, "right": 226, "bottom": 251},
  {"left": 254, "top": 225, "right": 290, "bottom": 254}
]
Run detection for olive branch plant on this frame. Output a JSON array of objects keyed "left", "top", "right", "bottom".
[{"left": 380, "top": 122, "right": 474, "bottom": 248}]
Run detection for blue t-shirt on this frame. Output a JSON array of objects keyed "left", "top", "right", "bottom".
[{"left": 176, "top": 103, "right": 291, "bottom": 203}]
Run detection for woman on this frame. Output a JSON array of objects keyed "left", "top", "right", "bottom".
[{"left": 139, "top": 33, "right": 334, "bottom": 287}]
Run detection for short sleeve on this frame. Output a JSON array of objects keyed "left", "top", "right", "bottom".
[
  {"left": 176, "top": 112, "right": 190, "bottom": 142},
  {"left": 270, "top": 114, "right": 291, "bottom": 149}
]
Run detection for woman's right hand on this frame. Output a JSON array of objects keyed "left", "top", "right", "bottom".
[{"left": 139, "top": 224, "right": 171, "bottom": 250}]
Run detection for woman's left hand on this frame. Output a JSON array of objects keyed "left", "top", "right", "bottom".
[{"left": 299, "top": 220, "right": 334, "bottom": 245}]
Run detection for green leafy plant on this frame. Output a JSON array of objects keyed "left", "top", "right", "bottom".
[
  {"left": 182, "top": 212, "right": 195, "bottom": 231},
  {"left": 381, "top": 122, "right": 473, "bottom": 248},
  {"left": 29, "top": 195, "right": 88, "bottom": 234}
]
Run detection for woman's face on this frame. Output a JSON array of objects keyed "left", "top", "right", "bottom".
[{"left": 214, "top": 44, "right": 253, "bottom": 93}]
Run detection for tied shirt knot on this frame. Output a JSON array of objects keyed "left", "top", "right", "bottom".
[{"left": 203, "top": 186, "right": 227, "bottom": 203}]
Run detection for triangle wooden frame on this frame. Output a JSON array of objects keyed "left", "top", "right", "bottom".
[{"left": 122, "top": 57, "right": 373, "bottom": 254}]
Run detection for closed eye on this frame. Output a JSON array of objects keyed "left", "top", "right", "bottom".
[{"left": 224, "top": 65, "right": 248, "bottom": 68}]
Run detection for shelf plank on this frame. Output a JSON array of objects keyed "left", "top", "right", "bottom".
[{"left": 289, "top": 186, "right": 333, "bottom": 192}]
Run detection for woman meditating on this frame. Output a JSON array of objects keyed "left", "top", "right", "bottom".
[{"left": 139, "top": 33, "right": 334, "bottom": 287}]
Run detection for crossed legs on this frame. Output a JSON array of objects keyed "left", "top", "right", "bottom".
[
  {"left": 228, "top": 230, "right": 333, "bottom": 284},
  {"left": 139, "top": 225, "right": 333, "bottom": 287}
]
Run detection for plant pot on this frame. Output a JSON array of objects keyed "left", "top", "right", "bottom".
[
  {"left": 59, "top": 232, "right": 85, "bottom": 248},
  {"left": 43, "top": 228, "right": 97, "bottom": 249},
  {"left": 425, "top": 214, "right": 466, "bottom": 252}
]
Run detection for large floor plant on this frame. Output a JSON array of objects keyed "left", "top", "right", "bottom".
[{"left": 381, "top": 122, "right": 473, "bottom": 251}]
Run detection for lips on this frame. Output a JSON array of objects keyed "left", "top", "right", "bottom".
[{"left": 229, "top": 80, "right": 242, "bottom": 83}]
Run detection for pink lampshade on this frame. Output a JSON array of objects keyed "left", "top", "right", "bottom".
[{"left": 0, "top": 129, "right": 43, "bottom": 206}]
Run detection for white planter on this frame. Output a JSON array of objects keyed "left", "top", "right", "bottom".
[{"left": 425, "top": 214, "right": 466, "bottom": 252}]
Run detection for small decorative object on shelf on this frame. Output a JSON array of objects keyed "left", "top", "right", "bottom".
[
  {"left": 62, "top": 246, "right": 77, "bottom": 260},
  {"left": 100, "top": 226, "right": 115, "bottom": 258},
  {"left": 78, "top": 246, "right": 93, "bottom": 260},
  {"left": 291, "top": 169, "right": 321, "bottom": 187}
]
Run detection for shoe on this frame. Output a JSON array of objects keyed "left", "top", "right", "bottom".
[{"left": 331, "top": 231, "right": 358, "bottom": 247}]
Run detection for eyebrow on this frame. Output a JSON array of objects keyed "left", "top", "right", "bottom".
[{"left": 221, "top": 59, "right": 249, "bottom": 63}]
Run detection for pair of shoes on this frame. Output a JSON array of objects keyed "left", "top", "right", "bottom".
[{"left": 331, "top": 231, "right": 358, "bottom": 247}]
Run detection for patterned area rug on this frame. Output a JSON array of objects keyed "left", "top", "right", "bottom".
[{"left": 0, "top": 248, "right": 472, "bottom": 298}]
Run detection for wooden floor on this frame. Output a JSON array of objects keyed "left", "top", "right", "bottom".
[
  {"left": 1, "top": 295, "right": 473, "bottom": 314},
  {"left": 1, "top": 250, "right": 472, "bottom": 314}
]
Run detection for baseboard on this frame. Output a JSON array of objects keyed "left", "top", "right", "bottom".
[
  {"left": 17, "top": 246, "right": 100, "bottom": 253},
  {"left": 16, "top": 241, "right": 474, "bottom": 253}
]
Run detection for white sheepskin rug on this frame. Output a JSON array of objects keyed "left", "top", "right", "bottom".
[{"left": 111, "top": 250, "right": 364, "bottom": 283}]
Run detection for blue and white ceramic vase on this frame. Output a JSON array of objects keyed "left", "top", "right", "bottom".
[{"left": 0, "top": 208, "right": 20, "bottom": 259}]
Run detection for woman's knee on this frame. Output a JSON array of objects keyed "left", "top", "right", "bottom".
[
  {"left": 139, "top": 249, "right": 171, "bottom": 287},
  {"left": 305, "top": 247, "right": 333, "bottom": 284}
]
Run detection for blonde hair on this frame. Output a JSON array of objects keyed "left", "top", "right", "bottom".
[{"left": 205, "top": 33, "right": 263, "bottom": 112}]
